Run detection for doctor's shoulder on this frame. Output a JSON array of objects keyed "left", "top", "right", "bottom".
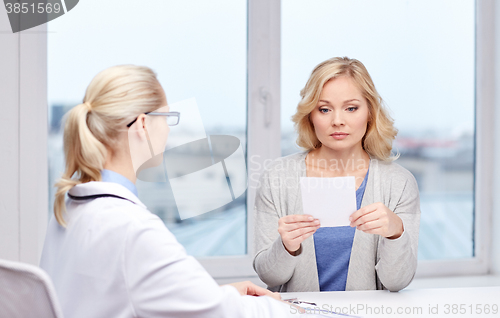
[
  {"left": 94, "top": 200, "right": 182, "bottom": 250},
  {"left": 73, "top": 190, "right": 167, "bottom": 233}
]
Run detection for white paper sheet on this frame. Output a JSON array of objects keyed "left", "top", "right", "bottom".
[{"left": 299, "top": 176, "right": 357, "bottom": 227}]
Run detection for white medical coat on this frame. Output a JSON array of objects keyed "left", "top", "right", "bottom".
[{"left": 40, "top": 182, "right": 294, "bottom": 318}]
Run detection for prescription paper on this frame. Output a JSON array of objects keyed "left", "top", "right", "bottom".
[{"left": 299, "top": 176, "right": 357, "bottom": 227}]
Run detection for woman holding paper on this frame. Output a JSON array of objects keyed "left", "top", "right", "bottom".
[{"left": 253, "top": 57, "right": 420, "bottom": 293}]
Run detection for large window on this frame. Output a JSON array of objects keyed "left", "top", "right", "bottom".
[
  {"left": 281, "top": 0, "right": 475, "bottom": 260},
  {"left": 48, "top": 0, "right": 248, "bottom": 257},
  {"left": 43, "top": 0, "right": 486, "bottom": 279}
]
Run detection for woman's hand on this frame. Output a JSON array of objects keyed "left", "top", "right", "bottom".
[
  {"left": 278, "top": 215, "right": 320, "bottom": 255},
  {"left": 349, "top": 202, "right": 404, "bottom": 239},
  {"left": 226, "top": 281, "right": 281, "bottom": 300}
]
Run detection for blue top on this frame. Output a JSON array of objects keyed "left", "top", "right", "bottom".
[
  {"left": 101, "top": 169, "right": 139, "bottom": 197},
  {"left": 313, "top": 167, "right": 369, "bottom": 291}
]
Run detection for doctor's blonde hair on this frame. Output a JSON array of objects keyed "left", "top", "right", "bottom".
[
  {"left": 54, "top": 65, "right": 166, "bottom": 226},
  {"left": 291, "top": 57, "right": 398, "bottom": 161}
]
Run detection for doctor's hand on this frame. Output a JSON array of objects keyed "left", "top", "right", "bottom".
[
  {"left": 349, "top": 202, "right": 404, "bottom": 239},
  {"left": 278, "top": 214, "right": 320, "bottom": 255},
  {"left": 226, "top": 281, "right": 281, "bottom": 300}
]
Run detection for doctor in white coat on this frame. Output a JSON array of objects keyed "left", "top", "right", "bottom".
[{"left": 40, "top": 65, "right": 301, "bottom": 318}]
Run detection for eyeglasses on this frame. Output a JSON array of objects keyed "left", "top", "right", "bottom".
[{"left": 127, "top": 111, "right": 181, "bottom": 128}]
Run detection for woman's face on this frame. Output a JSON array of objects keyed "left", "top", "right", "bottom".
[{"left": 309, "top": 76, "right": 370, "bottom": 153}]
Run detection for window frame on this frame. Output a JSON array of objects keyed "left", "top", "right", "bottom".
[
  {"left": 414, "top": 0, "right": 493, "bottom": 278},
  {"left": 197, "top": 0, "right": 282, "bottom": 278}
]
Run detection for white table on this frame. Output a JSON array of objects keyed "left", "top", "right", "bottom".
[{"left": 282, "top": 286, "right": 500, "bottom": 317}]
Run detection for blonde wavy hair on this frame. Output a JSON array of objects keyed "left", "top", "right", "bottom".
[
  {"left": 54, "top": 65, "right": 166, "bottom": 226},
  {"left": 291, "top": 57, "right": 398, "bottom": 161}
]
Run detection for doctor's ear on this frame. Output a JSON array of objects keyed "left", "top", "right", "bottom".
[
  {"left": 137, "top": 114, "right": 148, "bottom": 128},
  {"left": 138, "top": 114, "right": 153, "bottom": 141},
  {"left": 129, "top": 114, "right": 149, "bottom": 141}
]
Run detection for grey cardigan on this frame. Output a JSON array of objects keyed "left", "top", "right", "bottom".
[{"left": 252, "top": 151, "right": 421, "bottom": 292}]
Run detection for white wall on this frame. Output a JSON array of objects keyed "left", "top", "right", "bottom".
[
  {"left": 0, "top": 5, "right": 20, "bottom": 262},
  {"left": 0, "top": 6, "right": 48, "bottom": 265},
  {"left": 492, "top": 0, "right": 500, "bottom": 275}
]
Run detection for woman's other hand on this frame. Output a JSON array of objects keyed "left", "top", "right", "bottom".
[
  {"left": 226, "top": 281, "right": 281, "bottom": 300},
  {"left": 278, "top": 215, "right": 320, "bottom": 255},
  {"left": 349, "top": 202, "right": 404, "bottom": 239}
]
